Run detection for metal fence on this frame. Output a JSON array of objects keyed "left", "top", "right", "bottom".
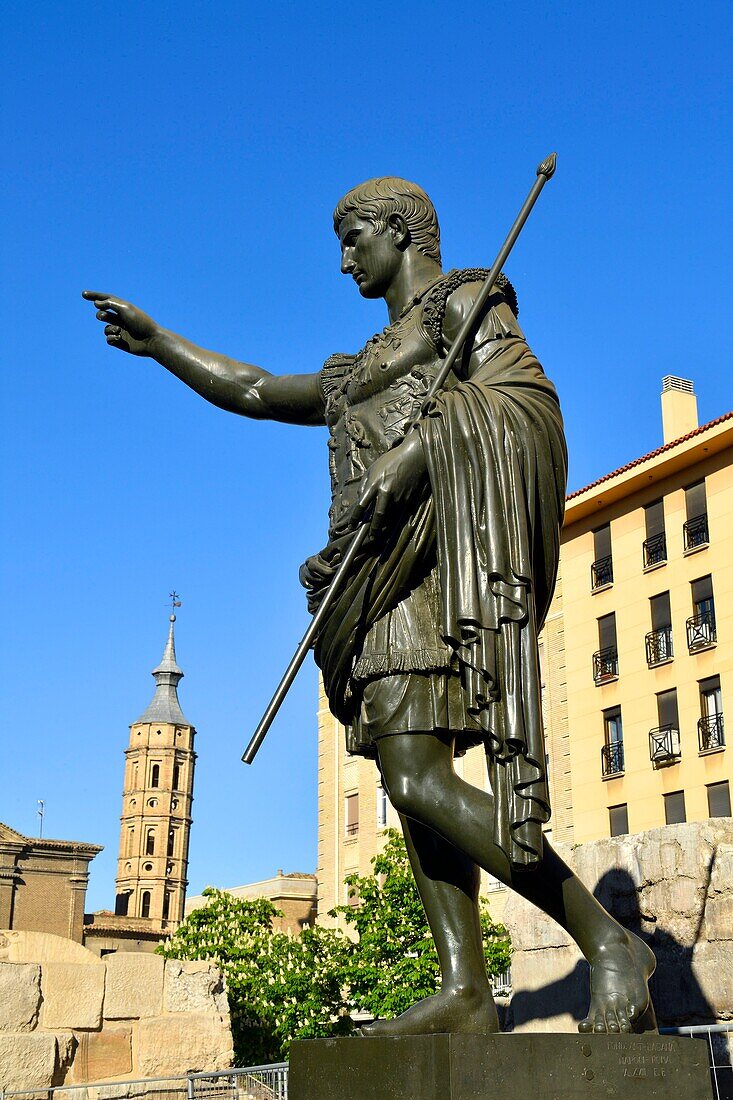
[
  {"left": 661, "top": 1022, "right": 733, "bottom": 1100},
  {"left": 0, "top": 1065, "right": 289, "bottom": 1100}
]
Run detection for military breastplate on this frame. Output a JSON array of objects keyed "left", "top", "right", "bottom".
[{"left": 321, "top": 293, "right": 443, "bottom": 531}]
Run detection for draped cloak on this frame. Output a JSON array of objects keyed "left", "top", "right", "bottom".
[{"left": 307, "top": 270, "right": 567, "bottom": 870}]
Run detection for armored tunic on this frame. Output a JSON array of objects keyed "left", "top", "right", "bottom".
[{"left": 310, "top": 269, "right": 567, "bottom": 870}]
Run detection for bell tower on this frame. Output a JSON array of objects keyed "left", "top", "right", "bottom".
[{"left": 115, "top": 604, "right": 196, "bottom": 928}]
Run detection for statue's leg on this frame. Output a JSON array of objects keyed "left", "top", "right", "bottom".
[
  {"left": 377, "top": 731, "right": 656, "bottom": 1035},
  {"left": 360, "top": 806, "right": 499, "bottom": 1037}
]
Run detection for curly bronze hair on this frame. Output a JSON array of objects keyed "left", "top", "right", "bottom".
[{"left": 333, "top": 177, "right": 441, "bottom": 264}]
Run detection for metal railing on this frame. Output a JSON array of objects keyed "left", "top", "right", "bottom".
[
  {"left": 0, "top": 1065, "right": 290, "bottom": 1100},
  {"left": 699, "top": 713, "right": 725, "bottom": 752},
  {"left": 687, "top": 608, "right": 717, "bottom": 652},
  {"left": 601, "top": 741, "right": 624, "bottom": 777},
  {"left": 591, "top": 554, "right": 613, "bottom": 589},
  {"left": 649, "top": 724, "right": 682, "bottom": 766},
  {"left": 491, "top": 966, "right": 512, "bottom": 997},
  {"left": 645, "top": 626, "right": 673, "bottom": 666},
  {"left": 345, "top": 822, "right": 359, "bottom": 836},
  {"left": 642, "top": 531, "right": 667, "bottom": 568},
  {"left": 661, "top": 1022, "right": 733, "bottom": 1100},
  {"left": 593, "top": 646, "right": 619, "bottom": 684},
  {"left": 683, "top": 513, "right": 709, "bottom": 551}
]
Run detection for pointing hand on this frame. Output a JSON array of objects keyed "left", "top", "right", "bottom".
[{"left": 82, "top": 290, "right": 158, "bottom": 356}]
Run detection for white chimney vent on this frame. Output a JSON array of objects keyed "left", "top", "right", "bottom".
[{"left": 661, "top": 376, "right": 698, "bottom": 443}]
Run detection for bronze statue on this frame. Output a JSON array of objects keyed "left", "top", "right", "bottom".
[{"left": 83, "top": 171, "right": 656, "bottom": 1037}]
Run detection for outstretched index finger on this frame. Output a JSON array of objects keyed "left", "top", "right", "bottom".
[{"left": 82, "top": 290, "right": 111, "bottom": 302}]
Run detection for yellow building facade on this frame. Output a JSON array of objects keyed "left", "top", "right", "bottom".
[{"left": 316, "top": 378, "right": 733, "bottom": 927}]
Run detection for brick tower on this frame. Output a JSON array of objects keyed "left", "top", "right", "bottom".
[{"left": 114, "top": 611, "right": 196, "bottom": 928}]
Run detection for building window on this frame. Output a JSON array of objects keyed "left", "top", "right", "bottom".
[
  {"left": 649, "top": 689, "right": 682, "bottom": 766},
  {"left": 609, "top": 804, "right": 628, "bottom": 837},
  {"left": 683, "top": 481, "right": 709, "bottom": 551},
  {"left": 162, "top": 891, "right": 171, "bottom": 922},
  {"left": 143, "top": 862, "right": 153, "bottom": 872},
  {"left": 115, "top": 892, "right": 129, "bottom": 917},
  {"left": 646, "top": 592, "right": 673, "bottom": 666},
  {"left": 167, "top": 828, "right": 176, "bottom": 857},
  {"left": 173, "top": 763, "right": 181, "bottom": 790},
  {"left": 664, "top": 790, "right": 687, "bottom": 825},
  {"left": 643, "top": 500, "right": 667, "bottom": 569},
  {"left": 698, "top": 676, "right": 724, "bottom": 752},
  {"left": 376, "top": 784, "right": 388, "bottom": 829},
  {"left": 601, "top": 707, "right": 624, "bottom": 777},
  {"left": 591, "top": 524, "right": 613, "bottom": 590},
  {"left": 687, "top": 575, "right": 716, "bottom": 651},
  {"left": 126, "top": 826, "right": 135, "bottom": 857},
  {"left": 140, "top": 891, "right": 151, "bottom": 918},
  {"left": 151, "top": 763, "right": 160, "bottom": 789},
  {"left": 593, "top": 613, "right": 619, "bottom": 683},
  {"left": 145, "top": 828, "right": 155, "bottom": 856},
  {"left": 707, "top": 781, "right": 731, "bottom": 818},
  {"left": 345, "top": 793, "right": 359, "bottom": 837},
  {"left": 345, "top": 882, "right": 360, "bottom": 907}
]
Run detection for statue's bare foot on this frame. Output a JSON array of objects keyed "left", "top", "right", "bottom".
[
  {"left": 359, "top": 987, "right": 499, "bottom": 1038},
  {"left": 579, "top": 934, "right": 657, "bottom": 1034}
]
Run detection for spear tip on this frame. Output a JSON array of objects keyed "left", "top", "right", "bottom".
[{"left": 537, "top": 152, "right": 558, "bottom": 180}]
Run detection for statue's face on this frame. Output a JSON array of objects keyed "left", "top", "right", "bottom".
[{"left": 338, "top": 212, "right": 403, "bottom": 299}]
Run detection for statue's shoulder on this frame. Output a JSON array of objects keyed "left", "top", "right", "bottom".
[{"left": 423, "top": 268, "right": 519, "bottom": 354}]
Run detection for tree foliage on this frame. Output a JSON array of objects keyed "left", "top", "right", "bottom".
[
  {"left": 160, "top": 833, "right": 511, "bottom": 1062},
  {"left": 158, "top": 888, "right": 351, "bottom": 1064},
  {"left": 331, "top": 829, "right": 512, "bottom": 1020}
]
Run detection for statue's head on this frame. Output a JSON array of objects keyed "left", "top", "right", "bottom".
[{"left": 333, "top": 178, "right": 441, "bottom": 263}]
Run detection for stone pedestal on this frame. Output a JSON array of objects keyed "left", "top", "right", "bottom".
[{"left": 289, "top": 1033, "right": 713, "bottom": 1099}]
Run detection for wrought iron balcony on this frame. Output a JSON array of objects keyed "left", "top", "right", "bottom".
[
  {"left": 591, "top": 555, "right": 614, "bottom": 590},
  {"left": 698, "top": 713, "right": 725, "bottom": 752},
  {"left": 686, "top": 609, "right": 717, "bottom": 652},
  {"left": 645, "top": 626, "right": 673, "bottom": 666},
  {"left": 642, "top": 532, "right": 667, "bottom": 569},
  {"left": 593, "top": 647, "right": 619, "bottom": 684},
  {"left": 683, "top": 513, "right": 709, "bottom": 551},
  {"left": 601, "top": 742, "right": 625, "bottom": 777},
  {"left": 345, "top": 822, "right": 359, "bottom": 837},
  {"left": 648, "top": 724, "right": 682, "bottom": 766}
]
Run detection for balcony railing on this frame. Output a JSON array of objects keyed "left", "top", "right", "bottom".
[
  {"left": 601, "top": 742, "right": 625, "bottom": 777},
  {"left": 345, "top": 822, "right": 359, "bottom": 837},
  {"left": 698, "top": 713, "right": 725, "bottom": 752},
  {"left": 593, "top": 646, "right": 619, "bottom": 684},
  {"left": 649, "top": 724, "right": 682, "bottom": 766},
  {"left": 683, "top": 513, "right": 709, "bottom": 551},
  {"left": 591, "top": 555, "right": 614, "bottom": 590},
  {"left": 686, "top": 609, "right": 717, "bottom": 652},
  {"left": 642, "top": 532, "right": 667, "bottom": 569},
  {"left": 645, "top": 626, "right": 673, "bottom": 666}
]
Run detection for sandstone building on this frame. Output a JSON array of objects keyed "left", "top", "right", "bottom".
[
  {"left": 186, "top": 871, "right": 318, "bottom": 935},
  {"left": 317, "top": 378, "right": 733, "bottom": 928}
]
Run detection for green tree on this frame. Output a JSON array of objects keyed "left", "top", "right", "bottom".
[
  {"left": 332, "top": 829, "right": 512, "bottom": 1020},
  {"left": 158, "top": 888, "right": 352, "bottom": 1064}
]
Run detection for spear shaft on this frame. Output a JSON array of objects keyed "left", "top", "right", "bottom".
[{"left": 242, "top": 153, "right": 557, "bottom": 764}]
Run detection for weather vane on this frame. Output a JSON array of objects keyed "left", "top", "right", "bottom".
[{"left": 169, "top": 591, "right": 182, "bottom": 619}]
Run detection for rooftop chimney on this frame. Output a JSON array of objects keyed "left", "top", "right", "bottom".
[{"left": 661, "top": 376, "right": 698, "bottom": 444}]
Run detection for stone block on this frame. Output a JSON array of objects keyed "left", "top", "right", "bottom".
[
  {"left": 0, "top": 961, "right": 41, "bottom": 1031},
  {"left": 669, "top": 876, "right": 700, "bottom": 915},
  {"left": 507, "top": 945, "right": 586, "bottom": 1033},
  {"left": 0, "top": 1033, "right": 58, "bottom": 1091},
  {"left": 164, "top": 958, "right": 230, "bottom": 1017},
  {"left": 0, "top": 929, "right": 102, "bottom": 966},
  {"left": 68, "top": 1027, "right": 133, "bottom": 1083},
  {"left": 137, "top": 1013, "right": 234, "bottom": 1075},
  {"left": 289, "top": 1034, "right": 713, "bottom": 1100},
  {"left": 503, "top": 894, "right": 572, "bottom": 952},
  {"left": 104, "top": 951, "right": 164, "bottom": 1019},
  {"left": 710, "top": 844, "right": 733, "bottom": 895},
  {"left": 703, "top": 894, "right": 733, "bottom": 942},
  {"left": 41, "top": 961, "right": 105, "bottom": 1029}
]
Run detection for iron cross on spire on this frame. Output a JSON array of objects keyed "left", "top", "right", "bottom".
[{"left": 169, "top": 591, "right": 182, "bottom": 618}]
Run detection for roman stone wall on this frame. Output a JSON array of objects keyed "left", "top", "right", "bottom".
[
  {"left": 504, "top": 819, "right": 733, "bottom": 1032},
  {"left": 0, "top": 931, "right": 233, "bottom": 1092}
]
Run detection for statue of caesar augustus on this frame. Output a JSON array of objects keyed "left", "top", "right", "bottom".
[{"left": 84, "top": 176, "right": 656, "bottom": 1036}]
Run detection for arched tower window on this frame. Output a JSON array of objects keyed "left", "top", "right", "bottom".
[
  {"left": 151, "top": 764, "right": 160, "bottom": 788},
  {"left": 145, "top": 828, "right": 155, "bottom": 856},
  {"left": 126, "top": 826, "right": 134, "bottom": 856},
  {"left": 162, "top": 891, "right": 171, "bottom": 921},
  {"left": 140, "top": 891, "right": 151, "bottom": 918},
  {"left": 167, "top": 828, "right": 176, "bottom": 857},
  {"left": 115, "top": 892, "right": 129, "bottom": 917},
  {"left": 173, "top": 763, "right": 180, "bottom": 790}
]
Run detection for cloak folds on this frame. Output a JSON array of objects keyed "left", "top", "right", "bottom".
[{"left": 312, "top": 326, "right": 567, "bottom": 871}]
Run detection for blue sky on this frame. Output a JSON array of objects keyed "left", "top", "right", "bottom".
[{"left": 1, "top": 1, "right": 731, "bottom": 911}]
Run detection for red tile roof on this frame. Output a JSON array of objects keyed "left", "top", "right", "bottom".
[{"left": 566, "top": 411, "right": 733, "bottom": 501}]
